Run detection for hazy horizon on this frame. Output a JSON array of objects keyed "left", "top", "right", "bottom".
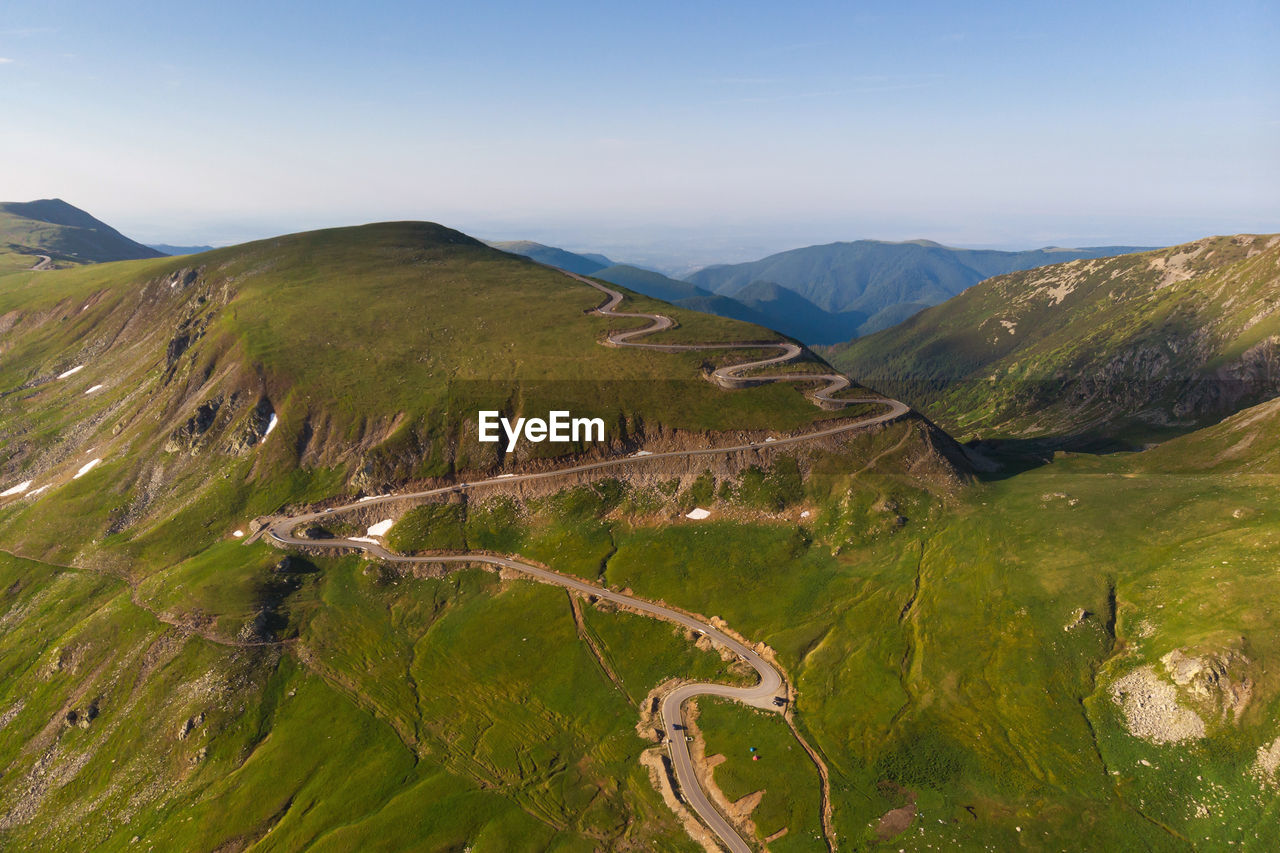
[{"left": 3, "top": 0, "right": 1276, "bottom": 269}]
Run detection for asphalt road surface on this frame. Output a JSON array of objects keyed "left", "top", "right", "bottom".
[
  {"left": 560, "top": 268, "right": 856, "bottom": 408},
  {"left": 265, "top": 523, "right": 777, "bottom": 852},
  {"left": 259, "top": 267, "right": 910, "bottom": 851}
]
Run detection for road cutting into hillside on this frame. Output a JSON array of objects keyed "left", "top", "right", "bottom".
[
  {"left": 260, "top": 268, "right": 910, "bottom": 852},
  {"left": 563, "top": 267, "right": 857, "bottom": 409}
]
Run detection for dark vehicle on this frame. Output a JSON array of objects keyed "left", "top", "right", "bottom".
[{"left": 773, "top": 697, "right": 787, "bottom": 707}]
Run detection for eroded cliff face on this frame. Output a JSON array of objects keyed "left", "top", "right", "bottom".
[{"left": 331, "top": 411, "right": 968, "bottom": 509}]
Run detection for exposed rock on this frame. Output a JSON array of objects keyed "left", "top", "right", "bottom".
[
  {"left": 229, "top": 397, "right": 276, "bottom": 454},
  {"left": 1109, "top": 665, "right": 1205, "bottom": 744},
  {"left": 1252, "top": 736, "right": 1280, "bottom": 787},
  {"left": 1064, "top": 608, "right": 1092, "bottom": 631},
  {"left": 1160, "top": 648, "right": 1252, "bottom": 720},
  {"left": 177, "top": 712, "right": 204, "bottom": 741},
  {"left": 63, "top": 702, "right": 97, "bottom": 730},
  {"left": 164, "top": 395, "right": 224, "bottom": 454}
]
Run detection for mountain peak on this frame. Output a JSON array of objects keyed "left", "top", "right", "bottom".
[{"left": 0, "top": 198, "right": 166, "bottom": 263}]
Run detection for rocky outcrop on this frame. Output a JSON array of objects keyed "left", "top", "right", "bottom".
[
  {"left": 1159, "top": 648, "right": 1252, "bottom": 721},
  {"left": 164, "top": 395, "right": 225, "bottom": 454},
  {"left": 1109, "top": 665, "right": 1205, "bottom": 744},
  {"left": 230, "top": 397, "right": 276, "bottom": 455}
]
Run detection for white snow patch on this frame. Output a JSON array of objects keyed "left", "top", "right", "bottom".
[
  {"left": 764, "top": 437, "right": 777, "bottom": 442},
  {"left": 496, "top": 473, "right": 516, "bottom": 478},
  {"left": 74, "top": 459, "right": 102, "bottom": 479},
  {"left": 800, "top": 511, "right": 811, "bottom": 518},
  {"left": 685, "top": 507, "right": 711, "bottom": 520},
  {"left": 357, "top": 495, "right": 388, "bottom": 503},
  {"left": 262, "top": 413, "right": 279, "bottom": 439},
  {"left": 1, "top": 480, "right": 32, "bottom": 497},
  {"left": 57, "top": 365, "right": 85, "bottom": 379},
  {"left": 631, "top": 450, "right": 653, "bottom": 457},
  {"left": 366, "top": 518, "right": 394, "bottom": 537},
  {"left": 348, "top": 536, "right": 380, "bottom": 545},
  {"left": 28, "top": 485, "right": 50, "bottom": 497},
  {"left": 232, "top": 530, "right": 244, "bottom": 538},
  {"left": 84, "top": 384, "right": 104, "bottom": 394}
]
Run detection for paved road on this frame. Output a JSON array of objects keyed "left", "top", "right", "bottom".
[
  {"left": 265, "top": 522, "right": 777, "bottom": 852},
  {"left": 560, "top": 268, "right": 856, "bottom": 409},
  {"left": 261, "top": 267, "right": 909, "bottom": 851}
]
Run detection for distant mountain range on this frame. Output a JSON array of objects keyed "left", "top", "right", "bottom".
[
  {"left": 486, "top": 240, "right": 617, "bottom": 276},
  {"left": 0, "top": 199, "right": 164, "bottom": 269},
  {"left": 148, "top": 243, "right": 216, "bottom": 256},
  {"left": 493, "top": 238, "right": 1154, "bottom": 345},
  {"left": 687, "top": 240, "right": 1154, "bottom": 341}
]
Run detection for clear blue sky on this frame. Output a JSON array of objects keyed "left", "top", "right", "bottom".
[{"left": 2, "top": 0, "right": 1276, "bottom": 265}]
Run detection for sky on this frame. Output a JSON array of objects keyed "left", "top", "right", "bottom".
[{"left": 2, "top": 0, "right": 1277, "bottom": 269}]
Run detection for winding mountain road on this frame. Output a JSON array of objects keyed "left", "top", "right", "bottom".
[
  {"left": 28, "top": 255, "right": 53, "bottom": 271},
  {"left": 564, "top": 268, "right": 856, "bottom": 408},
  {"left": 261, "top": 267, "right": 910, "bottom": 851}
]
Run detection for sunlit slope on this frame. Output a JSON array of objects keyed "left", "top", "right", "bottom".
[
  {"left": 828, "top": 234, "right": 1280, "bottom": 440},
  {"left": 0, "top": 199, "right": 163, "bottom": 270},
  {"left": 0, "top": 221, "right": 864, "bottom": 567}
]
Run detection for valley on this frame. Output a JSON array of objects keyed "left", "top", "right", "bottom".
[
  {"left": 5, "top": 4, "right": 1273, "bottom": 851},
  {"left": 0, "top": 210, "right": 1276, "bottom": 852},
  {"left": 254, "top": 265, "right": 911, "bottom": 851}
]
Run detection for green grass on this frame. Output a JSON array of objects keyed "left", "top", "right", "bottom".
[
  {"left": 0, "top": 221, "right": 854, "bottom": 589},
  {"left": 6, "top": 219, "right": 1280, "bottom": 850},
  {"left": 386, "top": 502, "right": 468, "bottom": 551},
  {"left": 829, "top": 234, "right": 1280, "bottom": 441},
  {"left": 698, "top": 698, "right": 826, "bottom": 850}
]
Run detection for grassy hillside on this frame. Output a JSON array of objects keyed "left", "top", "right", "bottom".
[
  {"left": 1, "top": 220, "right": 1277, "bottom": 848},
  {"left": 9, "top": 217, "right": 1271, "bottom": 851},
  {"left": 828, "top": 234, "right": 1280, "bottom": 442},
  {"left": 0, "top": 220, "right": 947, "bottom": 850},
  {"left": 0, "top": 199, "right": 163, "bottom": 270},
  {"left": 353, "top": 403, "right": 1280, "bottom": 850},
  {"left": 0, "top": 221, "right": 879, "bottom": 572},
  {"left": 688, "top": 239, "right": 1152, "bottom": 341}
]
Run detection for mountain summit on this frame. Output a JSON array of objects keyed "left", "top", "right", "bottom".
[{"left": 0, "top": 198, "right": 164, "bottom": 267}]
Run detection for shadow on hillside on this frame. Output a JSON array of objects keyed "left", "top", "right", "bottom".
[{"left": 961, "top": 434, "right": 1143, "bottom": 480}]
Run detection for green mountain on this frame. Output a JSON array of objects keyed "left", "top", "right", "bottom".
[
  {"left": 592, "top": 265, "right": 877, "bottom": 345},
  {"left": 487, "top": 239, "right": 613, "bottom": 275},
  {"left": 688, "top": 239, "right": 1153, "bottom": 342},
  {"left": 590, "top": 263, "right": 709, "bottom": 304},
  {"left": 0, "top": 198, "right": 164, "bottom": 271},
  {"left": 0, "top": 221, "right": 970, "bottom": 850},
  {"left": 2, "top": 219, "right": 1280, "bottom": 851},
  {"left": 826, "top": 234, "right": 1280, "bottom": 441}
]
